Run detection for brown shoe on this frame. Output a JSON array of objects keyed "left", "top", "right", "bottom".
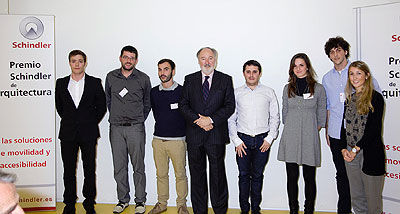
[
  {"left": 148, "top": 203, "right": 167, "bottom": 214},
  {"left": 177, "top": 205, "right": 189, "bottom": 214}
]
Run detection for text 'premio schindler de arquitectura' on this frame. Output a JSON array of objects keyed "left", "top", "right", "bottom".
[
  {"left": 2, "top": 25, "right": 53, "bottom": 99},
  {"left": 0, "top": 15, "right": 56, "bottom": 210}
]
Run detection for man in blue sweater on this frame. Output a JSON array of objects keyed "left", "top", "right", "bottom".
[{"left": 149, "top": 59, "right": 188, "bottom": 214}]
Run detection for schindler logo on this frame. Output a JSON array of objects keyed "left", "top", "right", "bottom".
[{"left": 19, "top": 16, "right": 44, "bottom": 40}]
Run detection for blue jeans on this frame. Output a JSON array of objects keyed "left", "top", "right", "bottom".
[{"left": 236, "top": 132, "right": 270, "bottom": 212}]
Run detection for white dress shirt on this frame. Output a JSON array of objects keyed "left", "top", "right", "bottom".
[
  {"left": 228, "top": 83, "right": 280, "bottom": 147},
  {"left": 68, "top": 74, "right": 85, "bottom": 108},
  {"left": 201, "top": 70, "right": 214, "bottom": 89}
]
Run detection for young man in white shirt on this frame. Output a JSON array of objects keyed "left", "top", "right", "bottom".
[{"left": 228, "top": 60, "right": 280, "bottom": 214}]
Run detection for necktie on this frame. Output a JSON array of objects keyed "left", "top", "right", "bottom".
[{"left": 202, "top": 76, "right": 210, "bottom": 101}]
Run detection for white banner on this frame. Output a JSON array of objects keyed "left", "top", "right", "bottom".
[
  {"left": 0, "top": 15, "right": 56, "bottom": 211},
  {"left": 356, "top": 3, "right": 400, "bottom": 213}
]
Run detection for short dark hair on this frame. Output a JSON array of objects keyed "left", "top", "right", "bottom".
[
  {"left": 68, "top": 50, "right": 87, "bottom": 62},
  {"left": 120, "top": 45, "right": 138, "bottom": 58},
  {"left": 243, "top": 60, "right": 262, "bottom": 73},
  {"left": 324, "top": 36, "right": 351, "bottom": 59},
  {"left": 158, "top": 59, "right": 175, "bottom": 70}
]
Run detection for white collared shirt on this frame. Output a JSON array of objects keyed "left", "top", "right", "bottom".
[
  {"left": 68, "top": 74, "right": 85, "bottom": 108},
  {"left": 228, "top": 83, "right": 280, "bottom": 146},
  {"left": 201, "top": 70, "right": 214, "bottom": 89}
]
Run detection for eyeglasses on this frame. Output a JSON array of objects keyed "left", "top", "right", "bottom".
[{"left": 122, "top": 55, "right": 136, "bottom": 61}]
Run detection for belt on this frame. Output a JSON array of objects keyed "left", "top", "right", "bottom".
[
  {"left": 237, "top": 132, "right": 268, "bottom": 138},
  {"left": 117, "top": 122, "right": 133, "bottom": 126}
]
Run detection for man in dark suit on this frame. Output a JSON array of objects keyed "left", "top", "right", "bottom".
[
  {"left": 55, "top": 50, "right": 107, "bottom": 214},
  {"left": 179, "top": 47, "right": 235, "bottom": 214}
]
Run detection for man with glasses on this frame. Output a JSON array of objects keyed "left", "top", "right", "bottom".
[{"left": 105, "top": 45, "right": 151, "bottom": 214}]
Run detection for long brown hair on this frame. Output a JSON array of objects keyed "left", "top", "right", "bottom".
[
  {"left": 287, "top": 53, "right": 317, "bottom": 98},
  {"left": 345, "top": 61, "right": 374, "bottom": 114}
]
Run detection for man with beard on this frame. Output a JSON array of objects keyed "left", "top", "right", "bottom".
[
  {"left": 148, "top": 59, "right": 188, "bottom": 214},
  {"left": 179, "top": 47, "right": 235, "bottom": 214},
  {"left": 105, "top": 45, "right": 151, "bottom": 214}
]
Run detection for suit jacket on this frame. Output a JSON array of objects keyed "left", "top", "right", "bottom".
[
  {"left": 55, "top": 74, "right": 107, "bottom": 141},
  {"left": 179, "top": 70, "right": 235, "bottom": 145}
]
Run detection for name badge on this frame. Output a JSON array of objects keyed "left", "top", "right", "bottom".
[
  {"left": 303, "top": 93, "right": 314, "bottom": 99},
  {"left": 340, "top": 92, "right": 346, "bottom": 103},
  {"left": 170, "top": 103, "right": 178, "bottom": 109},
  {"left": 119, "top": 88, "right": 128, "bottom": 98}
]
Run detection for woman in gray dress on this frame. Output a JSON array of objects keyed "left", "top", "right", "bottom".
[{"left": 278, "top": 53, "right": 327, "bottom": 214}]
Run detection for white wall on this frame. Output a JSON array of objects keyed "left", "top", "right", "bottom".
[
  {"left": 1, "top": 0, "right": 397, "bottom": 212},
  {"left": 0, "top": 0, "right": 7, "bottom": 14}
]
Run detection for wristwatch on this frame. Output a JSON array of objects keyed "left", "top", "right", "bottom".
[{"left": 351, "top": 147, "right": 357, "bottom": 153}]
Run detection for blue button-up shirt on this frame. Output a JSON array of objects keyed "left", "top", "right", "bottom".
[{"left": 322, "top": 60, "right": 381, "bottom": 139}]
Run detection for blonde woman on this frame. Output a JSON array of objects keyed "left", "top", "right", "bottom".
[{"left": 340, "top": 61, "right": 385, "bottom": 214}]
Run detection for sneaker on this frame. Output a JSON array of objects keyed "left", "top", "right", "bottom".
[
  {"left": 135, "top": 202, "right": 146, "bottom": 214},
  {"left": 148, "top": 202, "right": 167, "bottom": 214},
  {"left": 113, "top": 202, "right": 129, "bottom": 213},
  {"left": 177, "top": 205, "right": 189, "bottom": 214}
]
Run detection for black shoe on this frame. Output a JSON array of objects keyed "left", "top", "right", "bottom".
[
  {"left": 63, "top": 204, "right": 76, "bottom": 214},
  {"left": 83, "top": 204, "right": 96, "bottom": 214},
  {"left": 289, "top": 204, "right": 299, "bottom": 214},
  {"left": 241, "top": 211, "right": 249, "bottom": 214},
  {"left": 251, "top": 210, "right": 261, "bottom": 214}
]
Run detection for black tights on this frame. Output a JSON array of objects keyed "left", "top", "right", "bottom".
[{"left": 285, "top": 162, "right": 316, "bottom": 214}]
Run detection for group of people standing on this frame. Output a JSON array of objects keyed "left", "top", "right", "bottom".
[{"left": 54, "top": 36, "right": 386, "bottom": 214}]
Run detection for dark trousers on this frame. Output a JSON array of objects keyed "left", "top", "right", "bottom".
[
  {"left": 187, "top": 142, "right": 228, "bottom": 214},
  {"left": 60, "top": 136, "right": 97, "bottom": 207},
  {"left": 329, "top": 137, "right": 351, "bottom": 213},
  {"left": 285, "top": 163, "right": 316, "bottom": 214},
  {"left": 236, "top": 132, "right": 270, "bottom": 212}
]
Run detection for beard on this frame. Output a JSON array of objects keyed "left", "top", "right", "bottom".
[
  {"left": 201, "top": 64, "right": 214, "bottom": 74},
  {"left": 159, "top": 73, "right": 173, "bottom": 83},
  {"left": 122, "top": 62, "right": 134, "bottom": 71}
]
